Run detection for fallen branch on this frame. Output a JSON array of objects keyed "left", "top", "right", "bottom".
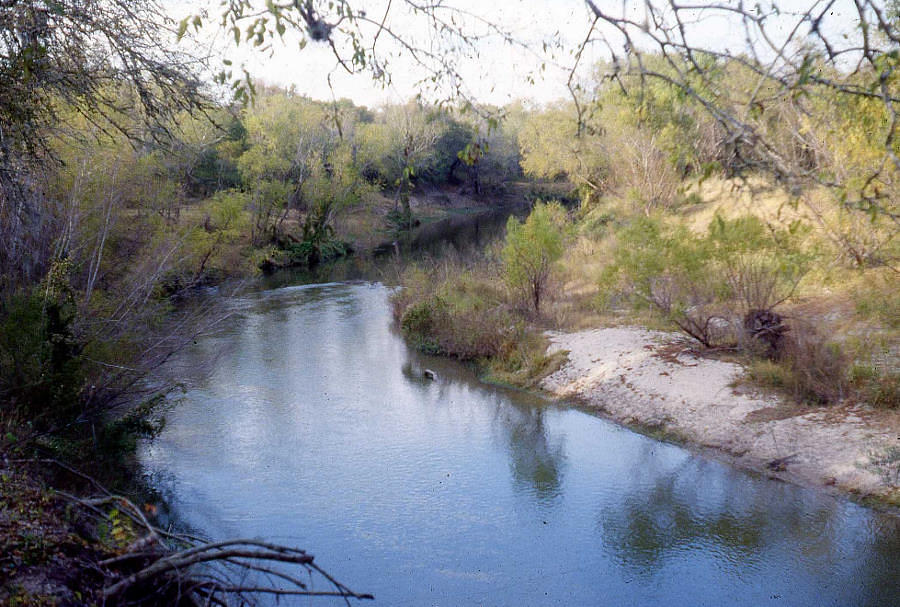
[{"left": 9, "top": 458, "right": 373, "bottom": 605}]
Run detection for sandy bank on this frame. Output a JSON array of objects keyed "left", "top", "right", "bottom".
[{"left": 541, "top": 327, "right": 900, "bottom": 503}]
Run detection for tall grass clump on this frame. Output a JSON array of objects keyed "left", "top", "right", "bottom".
[
  {"left": 392, "top": 259, "right": 516, "bottom": 360},
  {"left": 391, "top": 246, "right": 566, "bottom": 387}
]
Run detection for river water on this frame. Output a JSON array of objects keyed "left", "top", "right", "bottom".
[{"left": 141, "top": 281, "right": 900, "bottom": 606}]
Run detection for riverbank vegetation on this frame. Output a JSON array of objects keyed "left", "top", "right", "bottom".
[
  {"left": 391, "top": 58, "right": 900, "bottom": 409},
  {"left": 0, "top": 3, "right": 525, "bottom": 603}
]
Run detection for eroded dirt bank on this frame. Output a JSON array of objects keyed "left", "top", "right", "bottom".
[{"left": 541, "top": 327, "right": 900, "bottom": 504}]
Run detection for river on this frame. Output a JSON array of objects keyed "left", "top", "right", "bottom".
[{"left": 141, "top": 281, "right": 900, "bottom": 606}]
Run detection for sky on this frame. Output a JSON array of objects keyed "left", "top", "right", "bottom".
[{"left": 165, "top": 0, "right": 862, "bottom": 109}]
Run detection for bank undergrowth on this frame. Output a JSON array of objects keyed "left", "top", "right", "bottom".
[
  {"left": 394, "top": 192, "right": 899, "bottom": 410},
  {"left": 390, "top": 241, "right": 568, "bottom": 389}
]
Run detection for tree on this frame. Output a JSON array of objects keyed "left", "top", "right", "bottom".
[
  {"left": 377, "top": 102, "right": 441, "bottom": 233},
  {"left": 502, "top": 202, "right": 567, "bottom": 314},
  {"left": 0, "top": 0, "right": 223, "bottom": 464},
  {"left": 203, "top": 1, "right": 899, "bottom": 266},
  {"left": 1, "top": 0, "right": 206, "bottom": 293},
  {"left": 573, "top": 1, "right": 899, "bottom": 262},
  {"left": 196, "top": 0, "right": 520, "bottom": 109}
]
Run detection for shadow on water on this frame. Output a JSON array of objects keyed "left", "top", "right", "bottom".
[
  {"left": 403, "top": 348, "right": 566, "bottom": 503},
  {"left": 405, "top": 207, "right": 522, "bottom": 256},
  {"left": 504, "top": 407, "right": 566, "bottom": 502},
  {"left": 595, "top": 442, "right": 900, "bottom": 606}
]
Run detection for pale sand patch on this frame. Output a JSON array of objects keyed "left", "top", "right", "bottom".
[{"left": 541, "top": 327, "right": 900, "bottom": 501}]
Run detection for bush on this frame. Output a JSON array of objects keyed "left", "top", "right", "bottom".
[
  {"left": 776, "top": 322, "right": 848, "bottom": 405},
  {"left": 0, "top": 259, "right": 175, "bottom": 465},
  {"left": 853, "top": 269, "right": 900, "bottom": 329},
  {"left": 600, "top": 215, "right": 728, "bottom": 346},
  {"left": 397, "top": 290, "right": 513, "bottom": 360},
  {"left": 392, "top": 257, "right": 564, "bottom": 385},
  {"left": 0, "top": 272, "right": 85, "bottom": 439},
  {"left": 707, "top": 215, "right": 810, "bottom": 313},
  {"left": 745, "top": 322, "right": 849, "bottom": 406},
  {"left": 850, "top": 364, "right": 900, "bottom": 409},
  {"left": 392, "top": 258, "right": 514, "bottom": 360},
  {"left": 399, "top": 299, "right": 444, "bottom": 353},
  {"left": 502, "top": 202, "right": 567, "bottom": 314},
  {"left": 485, "top": 330, "right": 569, "bottom": 388},
  {"left": 601, "top": 214, "right": 811, "bottom": 348}
]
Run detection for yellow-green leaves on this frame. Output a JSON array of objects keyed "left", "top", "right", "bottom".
[{"left": 502, "top": 202, "right": 567, "bottom": 313}]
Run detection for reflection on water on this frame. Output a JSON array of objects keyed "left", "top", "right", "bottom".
[
  {"left": 503, "top": 407, "right": 565, "bottom": 502},
  {"left": 143, "top": 283, "right": 900, "bottom": 606}
]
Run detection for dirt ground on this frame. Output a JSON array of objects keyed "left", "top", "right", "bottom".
[{"left": 540, "top": 327, "right": 900, "bottom": 505}]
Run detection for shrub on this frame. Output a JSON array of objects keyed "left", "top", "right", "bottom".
[
  {"left": 707, "top": 215, "right": 811, "bottom": 314},
  {"left": 397, "top": 292, "right": 512, "bottom": 360},
  {"left": 502, "top": 202, "right": 567, "bottom": 314},
  {"left": 184, "top": 189, "right": 252, "bottom": 280},
  {"left": 850, "top": 364, "right": 900, "bottom": 409},
  {"left": 485, "top": 330, "right": 569, "bottom": 388},
  {"left": 0, "top": 268, "right": 85, "bottom": 439},
  {"left": 601, "top": 214, "right": 812, "bottom": 349},
  {"left": 600, "top": 215, "right": 729, "bottom": 347},
  {"left": 745, "top": 321, "right": 849, "bottom": 406},
  {"left": 0, "top": 259, "right": 182, "bottom": 465},
  {"left": 853, "top": 269, "right": 900, "bottom": 329},
  {"left": 399, "top": 299, "right": 444, "bottom": 353},
  {"left": 776, "top": 322, "right": 848, "bottom": 405},
  {"left": 393, "top": 259, "right": 513, "bottom": 360},
  {"left": 391, "top": 256, "right": 564, "bottom": 385}
]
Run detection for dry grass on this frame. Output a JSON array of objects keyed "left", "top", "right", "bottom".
[{"left": 392, "top": 251, "right": 573, "bottom": 388}]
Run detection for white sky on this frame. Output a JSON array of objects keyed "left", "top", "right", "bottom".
[{"left": 165, "top": 0, "right": 861, "bottom": 108}]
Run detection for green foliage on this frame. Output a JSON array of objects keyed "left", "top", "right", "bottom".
[
  {"left": 707, "top": 215, "right": 812, "bottom": 312},
  {"left": 89, "top": 396, "right": 167, "bottom": 465},
  {"left": 394, "top": 265, "right": 516, "bottom": 360},
  {"left": 518, "top": 104, "right": 606, "bottom": 200},
  {"left": 595, "top": 55, "right": 723, "bottom": 177},
  {"left": 392, "top": 255, "right": 567, "bottom": 386},
  {"left": 181, "top": 189, "right": 252, "bottom": 280},
  {"left": 0, "top": 263, "right": 85, "bottom": 436},
  {"left": 850, "top": 364, "right": 900, "bottom": 410},
  {"left": 853, "top": 270, "right": 900, "bottom": 329},
  {"left": 502, "top": 202, "right": 567, "bottom": 314},
  {"left": 600, "top": 215, "right": 720, "bottom": 344},
  {"left": 0, "top": 252, "right": 172, "bottom": 463},
  {"left": 0, "top": 0, "right": 202, "bottom": 161},
  {"left": 399, "top": 299, "right": 445, "bottom": 354},
  {"left": 484, "top": 331, "right": 569, "bottom": 389},
  {"left": 0, "top": 278, "right": 169, "bottom": 461},
  {"left": 601, "top": 214, "right": 811, "bottom": 347},
  {"left": 356, "top": 102, "right": 449, "bottom": 187},
  {"left": 385, "top": 205, "right": 416, "bottom": 240},
  {"left": 289, "top": 222, "right": 350, "bottom": 267},
  {"left": 178, "top": 110, "right": 245, "bottom": 197}
]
